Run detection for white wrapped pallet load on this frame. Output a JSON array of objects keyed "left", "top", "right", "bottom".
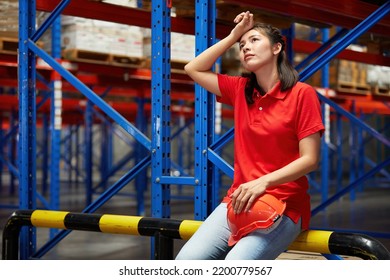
[
  {"left": 171, "top": 32, "right": 195, "bottom": 62},
  {"left": 60, "top": 16, "right": 144, "bottom": 64}
]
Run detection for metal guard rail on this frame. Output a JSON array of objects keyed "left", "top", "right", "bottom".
[{"left": 2, "top": 210, "right": 390, "bottom": 260}]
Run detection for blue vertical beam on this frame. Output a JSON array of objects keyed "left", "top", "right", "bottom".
[
  {"left": 320, "top": 28, "right": 330, "bottom": 203},
  {"left": 106, "top": 122, "right": 113, "bottom": 188},
  {"left": 282, "top": 25, "right": 294, "bottom": 63},
  {"left": 151, "top": 0, "right": 172, "bottom": 258},
  {"left": 357, "top": 112, "right": 365, "bottom": 192},
  {"left": 49, "top": 16, "right": 62, "bottom": 238},
  {"left": 321, "top": 102, "right": 330, "bottom": 203},
  {"left": 85, "top": 101, "right": 94, "bottom": 205},
  {"left": 336, "top": 113, "right": 343, "bottom": 192},
  {"left": 75, "top": 124, "right": 80, "bottom": 188},
  {"left": 194, "top": 0, "right": 216, "bottom": 220},
  {"left": 211, "top": 147, "right": 222, "bottom": 207},
  {"left": 9, "top": 111, "right": 17, "bottom": 195},
  {"left": 321, "top": 28, "right": 330, "bottom": 88},
  {"left": 100, "top": 122, "right": 109, "bottom": 190},
  {"left": 375, "top": 116, "right": 382, "bottom": 169},
  {"left": 135, "top": 96, "right": 148, "bottom": 216},
  {"left": 64, "top": 127, "right": 72, "bottom": 185},
  {"left": 41, "top": 113, "right": 49, "bottom": 196},
  {"left": 349, "top": 102, "right": 357, "bottom": 201},
  {"left": 18, "top": 0, "right": 37, "bottom": 259},
  {"left": 207, "top": 3, "right": 218, "bottom": 213},
  {"left": 318, "top": 27, "right": 341, "bottom": 259},
  {"left": 150, "top": 0, "right": 171, "bottom": 218},
  {"left": 176, "top": 111, "right": 185, "bottom": 194}
]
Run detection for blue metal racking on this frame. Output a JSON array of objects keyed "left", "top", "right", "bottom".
[{"left": 6, "top": 0, "right": 389, "bottom": 259}]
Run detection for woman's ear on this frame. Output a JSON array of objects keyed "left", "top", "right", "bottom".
[{"left": 273, "top": 42, "right": 282, "bottom": 55}]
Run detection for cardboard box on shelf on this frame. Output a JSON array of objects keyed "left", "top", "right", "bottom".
[
  {"left": 52, "top": 16, "right": 144, "bottom": 60},
  {"left": 329, "top": 45, "right": 371, "bottom": 94},
  {"left": 0, "top": 0, "right": 19, "bottom": 37}
]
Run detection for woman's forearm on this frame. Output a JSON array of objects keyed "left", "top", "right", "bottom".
[{"left": 184, "top": 33, "right": 239, "bottom": 74}]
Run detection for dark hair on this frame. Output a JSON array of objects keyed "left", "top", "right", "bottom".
[{"left": 242, "top": 23, "right": 299, "bottom": 104}]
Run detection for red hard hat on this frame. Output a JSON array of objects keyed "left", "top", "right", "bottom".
[{"left": 227, "top": 194, "right": 286, "bottom": 246}]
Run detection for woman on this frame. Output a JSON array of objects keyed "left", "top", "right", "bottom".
[{"left": 175, "top": 11, "right": 324, "bottom": 260}]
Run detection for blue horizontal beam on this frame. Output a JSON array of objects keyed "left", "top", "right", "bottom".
[{"left": 159, "top": 176, "right": 196, "bottom": 185}]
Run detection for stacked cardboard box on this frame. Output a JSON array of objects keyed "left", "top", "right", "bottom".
[
  {"left": 330, "top": 45, "right": 370, "bottom": 94},
  {"left": 0, "top": 0, "right": 18, "bottom": 38},
  {"left": 0, "top": 0, "right": 19, "bottom": 54},
  {"left": 61, "top": 16, "right": 144, "bottom": 59},
  {"left": 367, "top": 65, "right": 390, "bottom": 95}
]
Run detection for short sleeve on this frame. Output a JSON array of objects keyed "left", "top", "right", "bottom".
[
  {"left": 295, "top": 85, "right": 325, "bottom": 140},
  {"left": 216, "top": 74, "right": 246, "bottom": 107}
]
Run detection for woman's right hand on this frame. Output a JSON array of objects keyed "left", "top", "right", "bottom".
[{"left": 231, "top": 11, "right": 254, "bottom": 38}]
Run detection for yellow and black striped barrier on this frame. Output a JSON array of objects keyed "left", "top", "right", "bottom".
[{"left": 2, "top": 210, "right": 390, "bottom": 260}]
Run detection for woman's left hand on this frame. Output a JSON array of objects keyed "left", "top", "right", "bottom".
[
  {"left": 230, "top": 176, "right": 269, "bottom": 214},
  {"left": 231, "top": 11, "right": 254, "bottom": 38}
]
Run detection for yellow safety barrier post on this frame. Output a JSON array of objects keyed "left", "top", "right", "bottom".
[{"left": 2, "top": 210, "right": 390, "bottom": 260}]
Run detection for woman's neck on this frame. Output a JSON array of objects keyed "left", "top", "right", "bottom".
[{"left": 255, "top": 65, "right": 280, "bottom": 93}]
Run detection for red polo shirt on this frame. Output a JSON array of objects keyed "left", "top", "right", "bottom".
[{"left": 217, "top": 74, "right": 324, "bottom": 230}]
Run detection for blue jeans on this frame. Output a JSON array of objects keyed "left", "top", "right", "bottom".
[{"left": 175, "top": 203, "right": 302, "bottom": 260}]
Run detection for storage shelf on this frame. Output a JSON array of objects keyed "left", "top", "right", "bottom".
[
  {"left": 36, "top": 0, "right": 390, "bottom": 37},
  {"left": 220, "top": 0, "right": 390, "bottom": 36}
]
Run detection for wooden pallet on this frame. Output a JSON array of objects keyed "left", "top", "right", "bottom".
[
  {"left": 170, "top": 59, "right": 187, "bottom": 72},
  {"left": 141, "top": 0, "right": 194, "bottom": 10},
  {"left": 109, "top": 54, "right": 146, "bottom": 67},
  {"left": 0, "top": 37, "right": 45, "bottom": 55},
  {"left": 372, "top": 85, "right": 390, "bottom": 96},
  {"left": 0, "top": 37, "right": 19, "bottom": 54},
  {"left": 142, "top": 58, "right": 188, "bottom": 73},
  {"left": 63, "top": 49, "right": 147, "bottom": 67},
  {"left": 336, "top": 82, "right": 371, "bottom": 95},
  {"left": 63, "top": 49, "right": 111, "bottom": 64}
]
